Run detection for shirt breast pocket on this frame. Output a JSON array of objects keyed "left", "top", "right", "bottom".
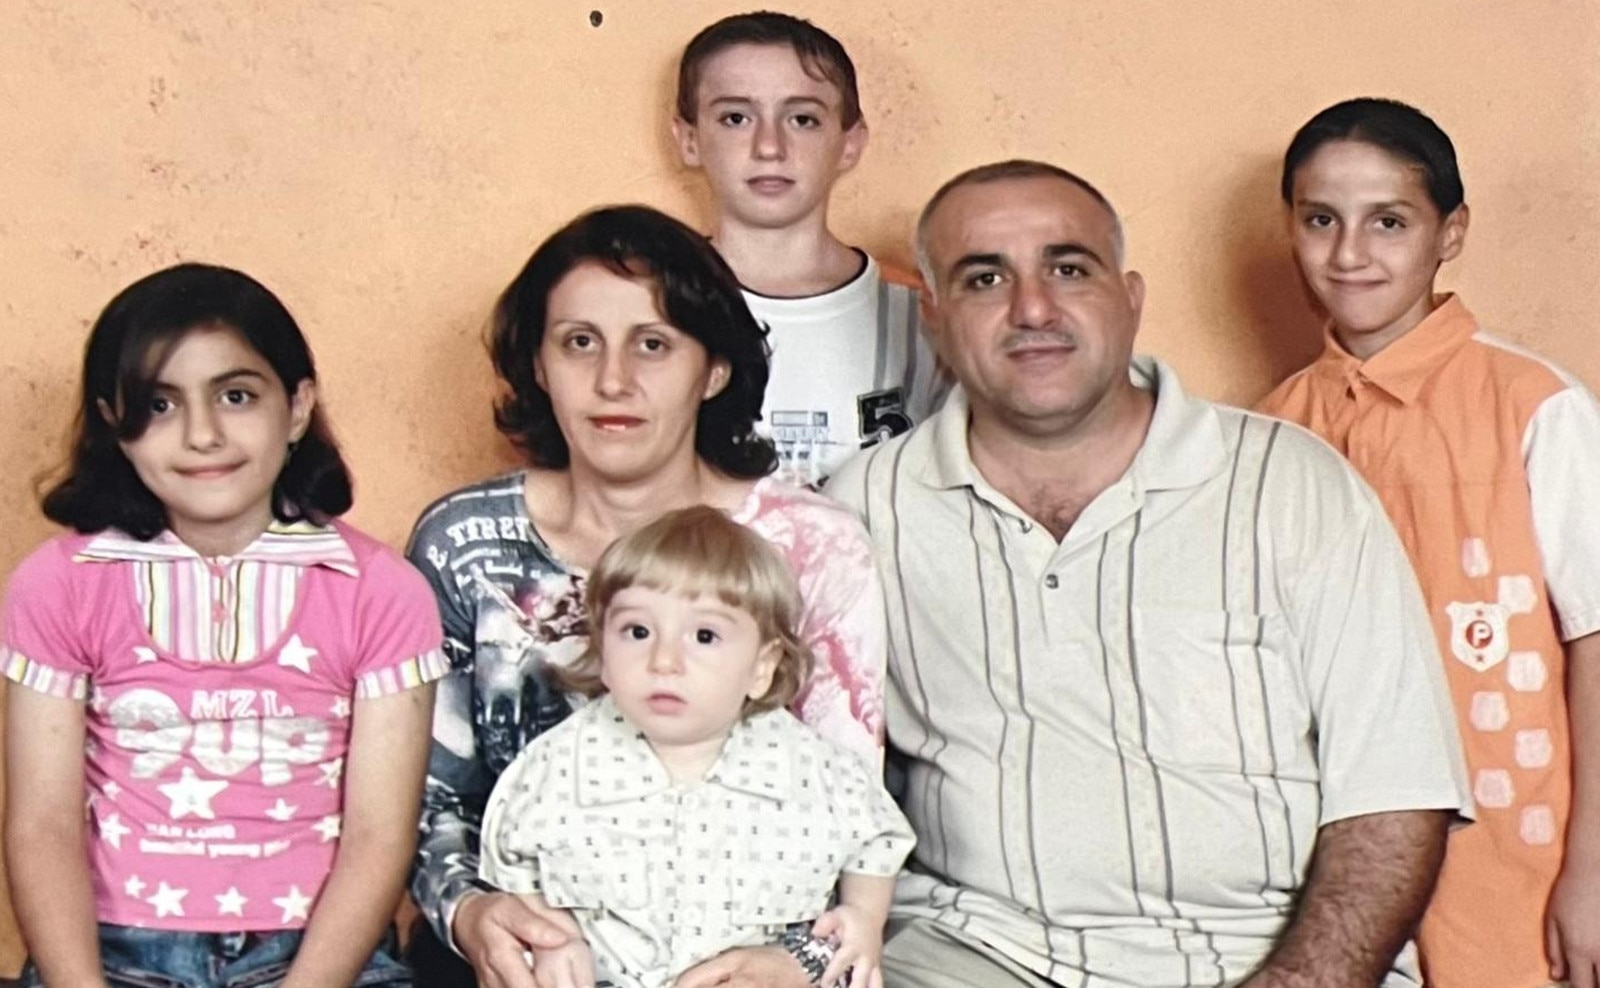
[
  {"left": 538, "top": 848, "right": 650, "bottom": 911},
  {"left": 727, "top": 863, "right": 834, "bottom": 927},
  {"left": 1128, "top": 607, "right": 1301, "bottom": 773}
]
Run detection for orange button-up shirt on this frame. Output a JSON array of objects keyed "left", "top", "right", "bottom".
[{"left": 1259, "top": 295, "right": 1600, "bottom": 988}]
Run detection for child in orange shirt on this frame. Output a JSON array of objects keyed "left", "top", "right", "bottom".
[{"left": 1258, "top": 97, "right": 1600, "bottom": 988}]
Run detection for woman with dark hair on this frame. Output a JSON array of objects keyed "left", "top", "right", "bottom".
[{"left": 404, "top": 205, "right": 887, "bottom": 988}]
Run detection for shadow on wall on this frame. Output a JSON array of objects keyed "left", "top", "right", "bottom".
[{"left": 1225, "top": 153, "right": 1325, "bottom": 399}]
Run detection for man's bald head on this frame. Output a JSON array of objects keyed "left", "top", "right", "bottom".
[{"left": 915, "top": 159, "right": 1126, "bottom": 290}]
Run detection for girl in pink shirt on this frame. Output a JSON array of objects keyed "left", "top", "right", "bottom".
[{"left": 2, "top": 263, "right": 448, "bottom": 987}]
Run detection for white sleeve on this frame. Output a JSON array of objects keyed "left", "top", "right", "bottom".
[{"left": 1524, "top": 385, "right": 1600, "bottom": 641}]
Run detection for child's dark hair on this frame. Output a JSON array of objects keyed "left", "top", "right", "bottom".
[
  {"left": 1282, "top": 97, "right": 1465, "bottom": 215},
  {"left": 490, "top": 204, "right": 777, "bottom": 478},
  {"left": 559, "top": 505, "right": 813, "bottom": 714},
  {"left": 42, "top": 262, "right": 352, "bottom": 539},
  {"left": 676, "top": 11, "right": 862, "bottom": 130}
]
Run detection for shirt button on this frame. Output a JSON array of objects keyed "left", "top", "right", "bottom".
[
  {"left": 1019, "top": 520, "right": 1032, "bottom": 533},
  {"left": 1044, "top": 574, "right": 1059, "bottom": 589}
]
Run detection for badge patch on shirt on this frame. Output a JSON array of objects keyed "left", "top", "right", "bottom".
[
  {"left": 1445, "top": 601, "right": 1511, "bottom": 673},
  {"left": 857, "top": 388, "right": 911, "bottom": 448}
]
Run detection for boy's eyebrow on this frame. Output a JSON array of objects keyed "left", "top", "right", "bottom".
[{"left": 706, "top": 95, "right": 830, "bottom": 110}]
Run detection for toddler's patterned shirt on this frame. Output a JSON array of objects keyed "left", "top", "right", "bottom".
[{"left": 480, "top": 696, "right": 914, "bottom": 988}]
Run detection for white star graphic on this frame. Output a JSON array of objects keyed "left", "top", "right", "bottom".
[
  {"left": 264, "top": 797, "right": 299, "bottom": 822},
  {"left": 158, "top": 767, "right": 229, "bottom": 820},
  {"left": 277, "top": 635, "right": 318, "bottom": 674},
  {"left": 215, "top": 886, "right": 248, "bottom": 917},
  {"left": 133, "top": 646, "right": 158, "bottom": 665},
  {"left": 146, "top": 882, "right": 188, "bottom": 918},
  {"left": 317, "top": 758, "right": 344, "bottom": 789},
  {"left": 99, "top": 812, "right": 132, "bottom": 850},
  {"left": 90, "top": 687, "right": 109, "bottom": 713},
  {"left": 329, "top": 696, "right": 352, "bottom": 719},
  {"left": 102, "top": 781, "right": 122, "bottom": 801},
  {"left": 123, "top": 874, "right": 146, "bottom": 898},
  {"left": 312, "top": 814, "right": 342, "bottom": 843},
  {"left": 272, "top": 885, "right": 313, "bottom": 923}
]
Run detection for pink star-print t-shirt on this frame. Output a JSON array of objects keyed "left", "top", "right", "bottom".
[{"left": 0, "top": 522, "right": 447, "bottom": 931}]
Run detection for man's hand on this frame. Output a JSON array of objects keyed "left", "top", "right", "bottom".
[
  {"left": 1548, "top": 852, "right": 1600, "bottom": 988},
  {"left": 452, "top": 890, "right": 580, "bottom": 988},
  {"left": 814, "top": 903, "right": 886, "bottom": 988},
  {"left": 530, "top": 933, "right": 599, "bottom": 988},
  {"left": 676, "top": 944, "right": 811, "bottom": 988}
]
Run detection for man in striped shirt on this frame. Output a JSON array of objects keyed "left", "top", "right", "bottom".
[{"left": 828, "top": 160, "right": 1472, "bottom": 988}]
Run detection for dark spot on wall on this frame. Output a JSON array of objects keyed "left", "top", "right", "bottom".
[{"left": 589, "top": 9, "right": 603, "bottom": 27}]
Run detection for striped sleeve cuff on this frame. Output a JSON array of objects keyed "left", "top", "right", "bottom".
[
  {"left": 1, "top": 645, "right": 89, "bottom": 700},
  {"left": 354, "top": 646, "right": 450, "bottom": 699}
]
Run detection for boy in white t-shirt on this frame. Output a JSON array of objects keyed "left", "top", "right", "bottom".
[{"left": 672, "top": 12, "right": 948, "bottom": 488}]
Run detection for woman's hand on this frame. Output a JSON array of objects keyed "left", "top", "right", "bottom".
[
  {"left": 814, "top": 903, "right": 885, "bottom": 988},
  {"left": 453, "top": 890, "right": 581, "bottom": 988}
]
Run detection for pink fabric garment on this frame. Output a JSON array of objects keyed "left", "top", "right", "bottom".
[
  {"left": 731, "top": 477, "right": 888, "bottom": 766},
  {"left": 1, "top": 522, "right": 447, "bottom": 931},
  {"left": 73, "top": 522, "right": 359, "bottom": 664}
]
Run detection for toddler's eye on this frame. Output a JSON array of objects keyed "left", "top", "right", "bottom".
[
  {"left": 623, "top": 623, "right": 651, "bottom": 641},
  {"left": 695, "top": 628, "right": 720, "bottom": 645}
]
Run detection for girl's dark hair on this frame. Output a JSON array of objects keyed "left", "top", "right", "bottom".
[
  {"left": 1282, "top": 97, "right": 1465, "bottom": 215},
  {"left": 490, "top": 204, "right": 777, "bottom": 478},
  {"left": 42, "top": 262, "right": 352, "bottom": 539}
]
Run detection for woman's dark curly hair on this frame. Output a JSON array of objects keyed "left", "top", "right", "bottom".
[
  {"left": 42, "top": 262, "right": 352, "bottom": 539},
  {"left": 490, "top": 204, "right": 777, "bottom": 478}
]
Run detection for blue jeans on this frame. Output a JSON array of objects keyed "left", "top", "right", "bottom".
[{"left": 18, "top": 924, "right": 410, "bottom": 988}]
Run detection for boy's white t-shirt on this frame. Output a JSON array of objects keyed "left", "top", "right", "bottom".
[{"left": 744, "top": 252, "right": 947, "bottom": 489}]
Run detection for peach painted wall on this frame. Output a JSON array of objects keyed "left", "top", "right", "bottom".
[{"left": 0, "top": 0, "right": 1595, "bottom": 970}]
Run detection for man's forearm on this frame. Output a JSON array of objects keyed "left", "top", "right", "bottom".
[{"left": 1245, "top": 809, "right": 1449, "bottom": 988}]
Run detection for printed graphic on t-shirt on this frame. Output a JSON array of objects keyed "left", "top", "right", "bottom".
[
  {"left": 90, "top": 643, "right": 356, "bottom": 926},
  {"left": 416, "top": 498, "right": 588, "bottom": 775},
  {"left": 857, "top": 387, "right": 912, "bottom": 447},
  {"left": 1446, "top": 600, "right": 1511, "bottom": 672},
  {"left": 771, "top": 387, "right": 912, "bottom": 489}
]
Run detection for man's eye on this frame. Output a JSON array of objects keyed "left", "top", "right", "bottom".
[
  {"left": 792, "top": 114, "right": 820, "bottom": 128},
  {"left": 1054, "top": 263, "right": 1087, "bottom": 279},
  {"left": 965, "top": 271, "right": 1002, "bottom": 290},
  {"left": 1376, "top": 216, "right": 1405, "bottom": 230},
  {"left": 695, "top": 628, "right": 720, "bottom": 645},
  {"left": 1304, "top": 214, "right": 1334, "bottom": 229},
  {"left": 718, "top": 112, "right": 749, "bottom": 127}
]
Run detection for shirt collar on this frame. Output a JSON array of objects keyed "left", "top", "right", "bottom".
[
  {"left": 575, "top": 697, "right": 796, "bottom": 806},
  {"left": 918, "top": 355, "right": 1228, "bottom": 496},
  {"left": 1309, "top": 294, "right": 1478, "bottom": 406},
  {"left": 73, "top": 519, "right": 360, "bottom": 575}
]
